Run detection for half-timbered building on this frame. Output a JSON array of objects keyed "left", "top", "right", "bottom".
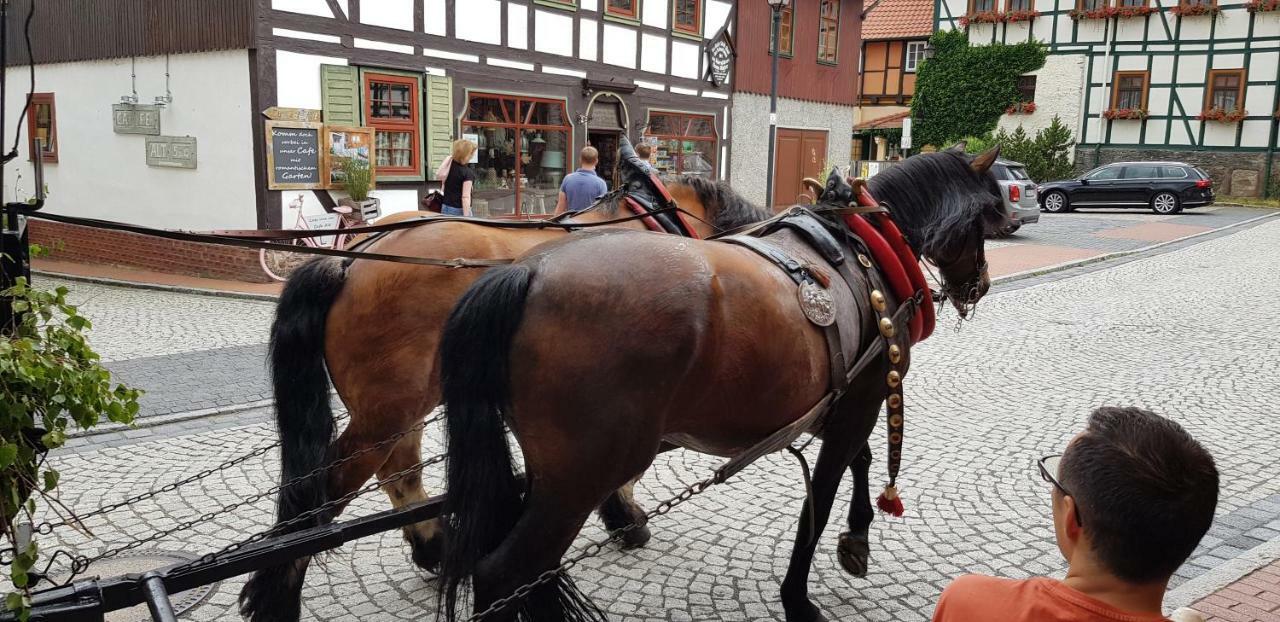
[
  {"left": 937, "top": 0, "right": 1280, "bottom": 195},
  {"left": 853, "top": 0, "right": 934, "bottom": 161}
]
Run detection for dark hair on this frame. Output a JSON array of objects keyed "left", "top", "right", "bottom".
[{"left": 1059, "top": 407, "right": 1219, "bottom": 584}]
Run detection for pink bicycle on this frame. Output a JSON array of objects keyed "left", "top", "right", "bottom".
[{"left": 260, "top": 195, "right": 361, "bottom": 281}]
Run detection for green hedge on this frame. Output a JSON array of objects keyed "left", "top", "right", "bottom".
[
  {"left": 961, "top": 116, "right": 1077, "bottom": 183},
  {"left": 911, "top": 30, "right": 1048, "bottom": 147}
]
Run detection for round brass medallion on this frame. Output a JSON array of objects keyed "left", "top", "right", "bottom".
[
  {"left": 870, "top": 290, "right": 886, "bottom": 312},
  {"left": 879, "top": 318, "right": 895, "bottom": 338},
  {"left": 887, "top": 370, "right": 901, "bottom": 387},
  {"left": 888, "top": 396, "right": 902, "bottom": 410},
  {"left": 888, "top": 344, "right": 902, "bottom": 364},
  {"left": 858, "top": 254, "right": 873, "bottom": 268}
]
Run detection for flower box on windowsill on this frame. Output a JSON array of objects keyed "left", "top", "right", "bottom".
[
  {"left": 1197, "top": 107, "right": 1248, "bottom": 123},
  {"left": 1104, "top": 108, "right": 1149, "bottom": 120},
  {"left": 1247, "top": 0, "right": 1280, "bottom": 12},
  {"left": 959, "top": 10, "right": 1005, "bottom": 26},
  {"left": 1006, "top": 102, "right": 1038, "bottom": 115},
  {"left": 1069, "top": 5, "right": 1156, "bottom": 19},
  {"left": 1171, "top": 3, "right": 1223, "bottom": 16},
  {"left": 1004, "top": 9, "right": 1042, "bottom": 21}
]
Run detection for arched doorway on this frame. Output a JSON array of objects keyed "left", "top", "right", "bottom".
[{"left": 584, "top": 93, "right": 629, "bottom": 189}]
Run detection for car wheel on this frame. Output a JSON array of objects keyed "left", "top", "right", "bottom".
[
  {"left": 1042, "top": 191, "right": 1071, "bottom": 213},
  {"left": 1151, "top": 192, "right": 1180, "bottom": 215}
]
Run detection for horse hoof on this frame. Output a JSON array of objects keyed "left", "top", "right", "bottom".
[
  {"left": 837, "top": 531, "right": 870, "bottom": 578},
  {"left": 620, "top": 523, "right": 652, "bottom": 549},
  {"left": 783, "top": 598, "right": 828, "bottom": 622}
]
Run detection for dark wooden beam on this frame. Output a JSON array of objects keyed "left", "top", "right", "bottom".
[{"left": 324, "top": 0, "right": 347, "bottom": 21}]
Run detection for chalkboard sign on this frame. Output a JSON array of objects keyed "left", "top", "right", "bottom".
[{"left": 266, "top": 121, "right": 323, "bottom": 189}]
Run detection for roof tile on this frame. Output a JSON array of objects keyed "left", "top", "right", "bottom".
[{"left": 862, "top": 0, "right": 935, "bottom": 41}]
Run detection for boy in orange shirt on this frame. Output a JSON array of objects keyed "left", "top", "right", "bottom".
[{"left": 933, "top": 407, "right": 1218, "bottom": 622}]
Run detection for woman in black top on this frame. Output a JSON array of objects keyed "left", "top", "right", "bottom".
[{"left": 434, "top": 139, "right": 478, "bottom": 216}]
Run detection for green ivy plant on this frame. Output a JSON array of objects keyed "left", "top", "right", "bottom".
[
  {"left": 1, "top": 260, "right": 141, "bottom": 619},
  {"left": 960, "top": 115, "right": 1077, "bottom": 183},
  {"left": 911, "top": 30, "right": 1048, "bottom": 148}
]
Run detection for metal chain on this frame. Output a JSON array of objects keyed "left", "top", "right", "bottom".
[
  {"left": 37, "top": 412, "right": 440, "bottom": 534},
  {"left": 169, "top": 451, "right": 448, "bottom": 576},
  {"left": 464, "top": 474, "right": 720, "bottom": 622},
  {"left": 46, "top": 416, "right": 438, "bottom": 583}
]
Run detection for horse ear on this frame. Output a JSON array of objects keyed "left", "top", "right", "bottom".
[
  {"left": 971, "top": 145, "right": 1001, "bottom": 174},
  {"left": 945, "top": 141, "right": 968, "bottom": 153}
]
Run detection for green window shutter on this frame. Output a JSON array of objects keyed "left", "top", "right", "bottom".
[
  {"left": 321, "top": 64, "right": 360, "bottom": 126},
  {"left": 425, "top": 75, "right": 455, "bottom": 180}
]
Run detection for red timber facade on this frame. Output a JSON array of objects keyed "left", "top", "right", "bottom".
[{"left": 729, "top": 0, "right": 864, "bottom": 207}]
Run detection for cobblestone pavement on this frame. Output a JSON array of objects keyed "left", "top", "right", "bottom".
[{"left": 33, "top": 216, "right": 1280, "bottom": 620}]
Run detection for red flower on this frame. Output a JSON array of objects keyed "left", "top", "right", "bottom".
[
  {"left": 1006, "top": 101, "right": 1038, "bottom": 114},
  {"left": 1197, "top": 107, "right": 1248, "bottom": 122},
  {"left": 1170, "top": 3, "right": 1222, "bottom": 15},
  {"left": 1070, "top": 5, "right": 1156, "bottom": 19},
  {"left": 1104, "top": 108, "right": 1149, "bottom": 120},
  {"left": 1004, "top": 9, "right": 1041, "bottom": 21},
  {"left": 1247, "top": 0, "right": 1280, "bottom": 12},
  {"left": 960, "top": 9, "right": 1006, "bottom": 26}
]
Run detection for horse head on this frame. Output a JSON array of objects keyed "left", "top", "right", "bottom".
[{"left": 866, "top": 144, "right": 1008, "bottom": 317}]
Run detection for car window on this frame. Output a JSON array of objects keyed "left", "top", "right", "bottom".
[
  {"left": 1192, "top": 167, "right": 1210, "bottom": 180},
  {"left": 1085, "top": 166, "right": 1121, "bottom": 180},
  {"left": 1006, "top": 166, "right": 1030, "bottom": 181},
  {"left": 1160, "top": 166, "right": 1188, "bottom": 179},
  {"left": 1122, "top": 165, "right": 1159, "bottom": 179},
  {"left": 990, "top": 164, "right": 1010, "bottom": 180}
]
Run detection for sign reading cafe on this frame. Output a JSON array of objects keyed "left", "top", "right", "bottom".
[{"left": 706, "top": 30, "right": 734, "bottom": 87}]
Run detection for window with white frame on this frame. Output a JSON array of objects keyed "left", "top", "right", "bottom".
[{"left": 905, "top": 41, "right": 927, "bottom": 72}]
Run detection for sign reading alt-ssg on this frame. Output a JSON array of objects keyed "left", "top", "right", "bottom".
[
  {"left": 113, "top": 103, "right": 162, "bottom": 135},
  {"left": 145, "top": 136, "right": 198, "bottom": 169}
]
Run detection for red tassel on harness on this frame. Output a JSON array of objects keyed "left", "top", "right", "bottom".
[{"left": 876, "top": 485, "right": 905, "bottom": 517}]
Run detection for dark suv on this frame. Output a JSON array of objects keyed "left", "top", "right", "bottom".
[{"left": 1038, "top": 162, "right": 1215, "bottom": 215}]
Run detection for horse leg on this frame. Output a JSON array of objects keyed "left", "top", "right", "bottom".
[
  {"left": 779, "top": 398, "right": 881, "bottom": 622},
  {"left": 377, "top": 429, "right": 444, "bottom": 572},
  {"left": 595, "top": 476, "right": 651, "bottom": 548},
  {"left": 838, "top": 446, "right": 874, "bottom": 577}
]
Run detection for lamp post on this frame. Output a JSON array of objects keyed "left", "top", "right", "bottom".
[{"left": 764, "top": 0, "right": 787, "bottom": 210}]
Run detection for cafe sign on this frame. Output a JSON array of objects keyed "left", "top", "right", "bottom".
[
  {"left": 705, "top": 30, "right": 735, "bottom": 87},
  {"left": 145, "top": 136, "right": 198, "bottom": 169},
  {"left": 113, "top": 103, "right": 161, "bottom": 135}
]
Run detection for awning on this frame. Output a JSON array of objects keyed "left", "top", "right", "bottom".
[{"left": 854, "top": 110, "right": 910, "bottom": 131}]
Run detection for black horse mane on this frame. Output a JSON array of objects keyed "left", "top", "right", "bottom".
[
  {"left": 866, "top": 150, "right": 1006, "bottom": 260},
  {"left": 668, "top": 174, "right": 772, "bottom": 231},
  {"left": 587, "top": 175, "right": 769, "bottom": 231}
]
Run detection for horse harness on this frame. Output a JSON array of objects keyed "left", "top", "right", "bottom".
[{"left": 714, "top": 176, "right": 936, "bottom": 515}]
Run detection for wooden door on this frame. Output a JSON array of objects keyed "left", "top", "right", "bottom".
[{"left": 773, "top": 129, "right": 829, "bottom": 207}]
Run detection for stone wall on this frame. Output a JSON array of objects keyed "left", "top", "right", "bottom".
[
  {"left": 998, "top": 54, "right": 1087, "bottom": 146},
  {"left": 730, "top": 93, "right": 854, "bottom": 206},
  {"left": 1073, "top": 147, "right": 1279, "bottom": 198}
]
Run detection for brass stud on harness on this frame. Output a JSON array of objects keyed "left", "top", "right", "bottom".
[
  {"left": 879, "top": 318, "right": 896, "bottom": 338},
  {"left": 888, "top": 344, "right": 902, "bottom": 364},
  {"left": 858, "top": 254, "right": 873, "bottom": 269},
  {"left": 888, "top": 395, "right": 902, "bottom": 410},
  {"left": 870, "top": 290, "right": 887, "bottom": 312},
  {"left": 887, "top": 370, "right": 902, "bottom": 388}
]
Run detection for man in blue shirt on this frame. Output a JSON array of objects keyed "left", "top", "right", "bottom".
[{"left": 555, "top": 146, "right": 610, "bottom": 215}]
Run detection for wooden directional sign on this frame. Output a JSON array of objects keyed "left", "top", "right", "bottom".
[{"left": 263, "top": 107, "right": 322, "bottom": 123}]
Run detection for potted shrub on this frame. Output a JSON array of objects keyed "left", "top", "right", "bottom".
[
  {"left": 1104, "top": 107, "right": 1149, "bottom": 120},
  {"left": 1247, "top": 0, "right": 1280, "bottom": 12},
  {"left": 1171, "top": 3, "right": 1223, "bottom": 15},
  {"left": 1197, "top": 107, "right": 1248, "bottom": 123},
  {"left": 1007, "top": 101, "right": 1038, "bottom": 114},
  {"left": 960, "top": 10, "right": 1005, "bottom": 26},
  {"left": 1005, "top": 9, "right": 1041, "bottom": 22},
  {"left": 338, "top": 158, "right": 380, "bottom": 222}
]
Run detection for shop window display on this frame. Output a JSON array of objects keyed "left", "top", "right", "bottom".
[
  {"left": 645, "top": 112, "right": 717, "bottom": 178},
  {"left": 462, "top": 93, "right": 572, "bottom": 218}
]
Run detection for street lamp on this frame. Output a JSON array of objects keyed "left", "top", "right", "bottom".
[{"left": 765, "top": 0, "right": 788, "bottom": 210}]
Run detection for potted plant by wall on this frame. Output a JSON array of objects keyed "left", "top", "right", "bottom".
[
  {"left": 1007, "top": 101, "right": 1038, "bottom": 114},
  {"left": 338, "top": 157, "right": 380, "bottom": 221},
  {"left": 1247, "top": 0, "right": 1280, "bottom": 12},
  {"left": 1171, "top": 3, "right": 1223, "bottom": 16},
  {"left": 1104, "top": 107, "right": 1149, "bottom": 120}
]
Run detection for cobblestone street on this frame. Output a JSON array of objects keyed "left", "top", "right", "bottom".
[{"left": 31, "top": 212, "right": 1280, "bottom": 620}]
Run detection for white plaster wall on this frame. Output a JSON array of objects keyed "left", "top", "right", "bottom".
[
  {"left": 641, "top": 34, "right": 668, "bottom": 74},
  {"left": 534, "top": 9, "right": 575, "bottom": 57},
  {"left": 602, "top": 24, "right": 638, "bottom": 68},
  {"left": 671, "top": 40, "right": 700, "bottom": 79},
  {"left": 729, "top": 93, "right": 854, "bottom": 206},
  {"left": 643, "top": 0, "right": 669, "bottom": 29},
  {"left": 508, "top": 3, "right": 529, "bottom": 50},
  {"left": 361, "top": 0, "right": 413, "bottom": 30},
  {"left": 2, "top": 51, "right": 257, "bottom": 229},
  {"left": 579, "top": 18, "right": 599, "bottom": 61},
  {"left": 424, "top": 0, "right": 446, "bottom": 35},
  {"left": 704, "top": 0, "right": 732, "bottom": 38},
  {"left": 1201, "top": 121, "right": 1237, "bottom": 147},
  {"left": 276, "top": 51, "right": 347, "bottom": 110},
  {"left": 997, "top": 54, "right": 1086, "bottom": 139},
  {"left": 458, "top": 0, "right": 503, "bottom": 45}
]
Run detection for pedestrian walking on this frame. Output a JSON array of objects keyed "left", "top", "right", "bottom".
[
  {"left": 435, "top": 139, "right": 478, "bottom": 217},
  {"left": 554, "top": 146, "right": 609, "bottom": 216}
]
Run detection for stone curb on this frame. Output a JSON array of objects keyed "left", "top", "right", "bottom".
[
  {"left": 32, "top": 269, "right": 279, "bottom": 302},
  {"left": 1165, "top": 535, "right": 1280, "bottom": 610},
  {"left": 991, "top": 209, "right": 1280, "bottom": 288},
  {"left": 68, "top": 399, "right": 275, "bottom": 439}
]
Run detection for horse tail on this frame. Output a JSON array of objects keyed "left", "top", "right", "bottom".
[
  {"left": 239, "top": 257, "right": 346, "bottom": 622},
  {"left": 434, "top": 263, "right": 537, "bottom": 619}
]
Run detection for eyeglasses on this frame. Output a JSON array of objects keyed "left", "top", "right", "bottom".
[{"left": 1038, "top": 453, "right": 1084, "bottom": 527}]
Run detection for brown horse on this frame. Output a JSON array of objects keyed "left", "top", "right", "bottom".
[
  {"left": 434, "top": 147, "right": 1007, "bottom": 622},
  {"left": 238, "top": 172, "right": 771, "bottom": 622}
]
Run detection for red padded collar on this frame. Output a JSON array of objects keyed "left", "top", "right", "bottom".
[{"left": 843, "top": 186, "right": 936, "bottom": 345}]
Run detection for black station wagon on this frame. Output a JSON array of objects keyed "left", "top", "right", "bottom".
[{"left": 1037, "top": 162, "right": 1215, "bottom": 215}]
